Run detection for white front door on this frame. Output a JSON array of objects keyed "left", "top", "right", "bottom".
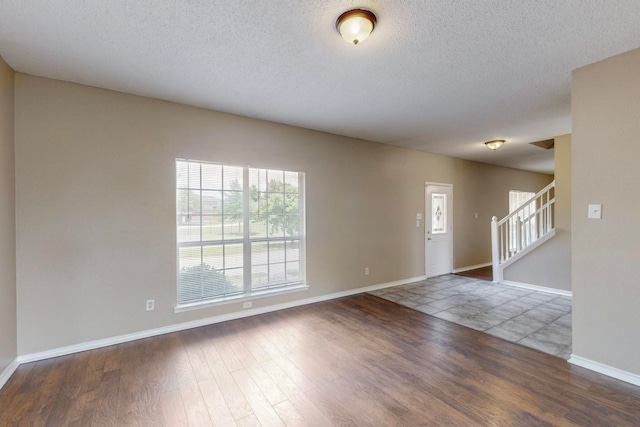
[{"left": 425, "top": 183, "right": 453, "bottom": 278}]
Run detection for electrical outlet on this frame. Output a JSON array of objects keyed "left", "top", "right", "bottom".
[
  {"left": 146, "top": 299, "right": 155, "bottom": 311},
  {"left": 365, "top": 267, "right": 369, "bottom": 276},
  {"left": 243, "top": 301, "right": 252, "bottom": 309}
]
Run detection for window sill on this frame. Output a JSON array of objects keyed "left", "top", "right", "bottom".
[{"left": 174, "top": 283, "right": 309, "bottom": 313}]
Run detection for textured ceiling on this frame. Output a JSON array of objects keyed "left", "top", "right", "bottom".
[{"left": 1, "top": 1, "right": 640, "bottom": 174}]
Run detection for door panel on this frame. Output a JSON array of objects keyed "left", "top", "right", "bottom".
[{"left": 426, "top": 184, "right": 453, "bottom": 278}]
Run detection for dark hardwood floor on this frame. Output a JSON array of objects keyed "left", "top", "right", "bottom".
[
  {"left": 1, "top": 294, "right": 639, "bottom": 426},
  {"left": 455, "top": 265, "right": 493, "bottom": 281}
]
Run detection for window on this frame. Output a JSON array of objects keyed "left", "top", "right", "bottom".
[
  {"left": 176, "top": 159, "right": 305, "bottom": 308},
  {"left": 431, "top": 193, "right": 447, "bottom": 234}
]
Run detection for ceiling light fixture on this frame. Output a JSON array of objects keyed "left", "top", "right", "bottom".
[
  {"left": 485, "top": 139, "right": 506, "bottom": 151},
  {"left": 336, "top": 9, "right": 377, "bottom": 45}
]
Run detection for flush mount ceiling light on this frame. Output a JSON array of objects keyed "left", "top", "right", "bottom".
[
  {"left": 485, "top": 139, "right": 506, "bottom": 151},
  {"left": 336, "top": 9, "right": 377, "bottom": 45}
]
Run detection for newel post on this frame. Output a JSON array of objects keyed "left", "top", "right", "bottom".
[{"left": 491, "top": 216, "right": 500, "bottom": 283}]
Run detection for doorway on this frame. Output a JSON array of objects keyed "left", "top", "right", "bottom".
[{"left": 425, "top": 183, "right": 453, "bottom": 278}]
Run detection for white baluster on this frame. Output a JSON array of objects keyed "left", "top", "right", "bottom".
[{"left": 491, "top": 216, "right": 500, "bottom": 282}]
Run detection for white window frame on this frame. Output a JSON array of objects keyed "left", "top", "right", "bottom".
[{"left": 175, "top": 159, "right": 307, "bottom": 313}]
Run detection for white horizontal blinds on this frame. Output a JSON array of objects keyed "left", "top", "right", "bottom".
[
  {"left": 176, "top": 160, "right": 244, "bottom": 303},
  {"left": 249, "top": 168, "right": 302, "bottom": 290},
  {"left": 176, "top": 160, "right": 202, "bottom": 302},
  {"left": 177, "top": 160, "right": 304, "bottom": 304}
]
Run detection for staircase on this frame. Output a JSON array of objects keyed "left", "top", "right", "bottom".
[{"left": 491, "top": 181, "right": 555, "bottom": 282}]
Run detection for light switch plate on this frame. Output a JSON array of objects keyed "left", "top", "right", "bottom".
[
  {"left": 416, "top": 213, "right": 423, "bottom": 220},
  {"left": 588, "top": 204, "right": 602, "bottom": 219}
]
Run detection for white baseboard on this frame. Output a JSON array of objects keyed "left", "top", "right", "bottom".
[
  {"left": 569, "top": 355, "right": 640, "bottom": 387},
  {"left": 452, "top": 262, "right": 492, "bottom": 274},
  {"left": 16, "top": 275, "right": 427, "bottom": 365},
  {"left": 500, "top": 280, "right": 572, "bottom": 297},
  {"left": 0, "top": 359, "right": 20, "bottom": 390},
  {"left": 8, "top": 276, "right": 640, "bottom": 392}
]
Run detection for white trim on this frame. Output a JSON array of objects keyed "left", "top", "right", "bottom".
[
  {"left": 424, "top": 181, "right": 452, "bottom": 187},
  {"left": 16, "top": 275, "right": 426, "bottom": 365},
  {"left": 569, "top": 355, "right": 640, "bottom": 387},
  {"left": 499, "top": 280, "right": 572, "bottom": 296},
  {"left": 0, "top": 359, "right": 20, "bottom": 390},
  {"left": 452, "top": 262, "right": 492, "bottom": 274},
  {"left": 174, "top": 284, "right": 309, "bottom": 313},
  {"left": 363, "top": 275, "right": 427, "bottom": 292}
]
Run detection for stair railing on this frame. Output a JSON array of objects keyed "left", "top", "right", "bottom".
[{"left": 491, "top": 181, "right": 555, "bottom": 282}]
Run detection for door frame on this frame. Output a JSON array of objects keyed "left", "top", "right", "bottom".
[{"left": 425, "top": 182, "right": 453, "bottom": 278}]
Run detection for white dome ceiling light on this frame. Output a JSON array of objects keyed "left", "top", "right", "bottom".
[
  {"left": 336, "top": 9, "right": 377, "bottom": 45},
  {"left": 485, "top": 140, "right": 506, "bottom": 151}
]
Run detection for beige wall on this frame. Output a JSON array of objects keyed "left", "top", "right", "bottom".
[
  {"left": 572, "top": 48, "right": 640, "bottom": 375},
  {"left": 448, "top": 160, "right": 551, "bottom": 269},
  {"left": 503, "top": 134, "right": 571, "bottom": 291},
  {"left": 14, "top": 74, "right": 551, "bottom": 355},
  {"left": 0, "top": 57, "right": 16, "bottom": 373},
  {"left": 554, "top": 134, "right": 572, "bottom": 233}
]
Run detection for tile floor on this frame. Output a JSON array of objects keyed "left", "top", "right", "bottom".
[{"left": 369, "top": 274, "right": 572, "bottom": 359}]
